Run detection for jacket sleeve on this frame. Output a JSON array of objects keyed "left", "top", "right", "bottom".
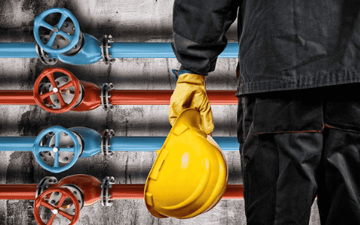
[{"left": 172, "top": 0, "right": 240, "bottom": 75}]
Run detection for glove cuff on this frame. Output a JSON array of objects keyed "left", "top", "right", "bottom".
[{"left": 177, "top": 73, "right": 206, "bottom": 85}]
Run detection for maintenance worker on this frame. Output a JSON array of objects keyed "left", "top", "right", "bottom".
[{"left": 169, "top": 1, "right": 360, "bottom": 225}]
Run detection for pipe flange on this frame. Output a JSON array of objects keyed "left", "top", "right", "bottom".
[
  {"left": 36, "top": 176, "right": 58, "bottom": 198},
  {"left": 100, "top": 35, "right": 116, "bottom": 64},
  {"left": 35, "top": 43, "right": 58, "bottom": 65},
  {"left": 54, "top": 184, "right": 84, "bottom": 213},
  {"left": 100, "top": 176, "right": 115, "bottom": 207},
  {"left": 100, "top": 83, "right": 115, "bottom": 111},
  {"left": 100, "top": 129, "right": 115, "bottom": 156}
]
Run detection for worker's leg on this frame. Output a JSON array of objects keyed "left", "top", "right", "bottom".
[
  {"left": 238, "top": 92, "right": 323, "bottom": 225},
  {"left": 317, "top": 127, "right": 360, "bottom": 225},
  {"left": 317, "top": 84, "right": 360, "bottom": 225},
  {"left": 241, "top": 128, "right": 322, "bottom": 225}
]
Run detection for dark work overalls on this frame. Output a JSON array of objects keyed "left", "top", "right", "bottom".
[{"left": 172, "top": 0, "right": 360, "bottom": 224}]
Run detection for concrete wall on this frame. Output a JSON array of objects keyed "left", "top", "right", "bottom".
[{"left": 0, "top": 0, "right": 320, "bottom": 224}]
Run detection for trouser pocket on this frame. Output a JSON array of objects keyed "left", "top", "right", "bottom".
[
  {"left": 253, "top": 90, "right": 323, "bottom": 134},
  {"left": 324, "top": 84, "right": 360, "bottom": 132}
]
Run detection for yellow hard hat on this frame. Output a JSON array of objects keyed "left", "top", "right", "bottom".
[{"left": 144, "top": 108, "right": 228, "bottom": 219}]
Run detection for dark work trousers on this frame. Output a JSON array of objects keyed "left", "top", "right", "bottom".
[{"left": 237, "top": 85, "right": 360, "bottom": 225}]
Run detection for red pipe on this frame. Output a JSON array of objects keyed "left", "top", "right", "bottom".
[
  {"left": 0, "top": 184, "right": 242, "bottom": 200},
  {"left": 110, "top": 184, "right": 243, "bottom": 199},
  {"left": 0, "top": 91, "right": 36, "bottom": 105},
  {"left": 0, "top": 184, "right": 38, "bottom": 200},
  {"left": 0, "top": 90, "right": 237, "bottom": 106},
  {"left": 222, "top": 184, "right": 243, "bottom": 199},
  {"left": 110, "top": 184, "right": 145, "bottom": 199},
  {"left": 206, "top": 91, "right": 238, "bottom": 105},
  {"left": 109, "top": 90, "right": 238, "bottom": 105}
]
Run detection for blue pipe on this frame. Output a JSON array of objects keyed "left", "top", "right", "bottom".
[
  {"left": 109, "top": 43, "right": 239, "bottom": 58},
  {"left": 0, "top": 136, "right": 239, "bottom": 153},
  {"left": 0, "top": 137, "right": 36, "bottom": 151},
  {"left": 109, "top": 137, "right": 239, "bottom": 152},
  {"left": 210, "top": 137, "right": 240, "bottom": 151},
  {"left": 220, "top": 43, "right": 239, "bottom": 58},
  {"left": 0, "top": 43, "right": 38, "bottom": 58},
  {"left": 0, "top": 42, "right": 239, "bottom": 60},
  {"left": 110, "top": 43, "right": 174, "bottom": 58}
]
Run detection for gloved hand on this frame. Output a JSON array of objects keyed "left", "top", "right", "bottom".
[{"left": 169, "top": 71, "right": 214, "bottom": 134}]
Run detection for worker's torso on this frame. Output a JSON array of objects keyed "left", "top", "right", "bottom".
[{"left": 237, "top": 0, "right": 360, "bottom": 95}]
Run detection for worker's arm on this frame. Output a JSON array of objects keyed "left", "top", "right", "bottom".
[
  {"left": 170, "top": 0, "right": 240, "bottom": 134},
  {"left": 172, "top": 0, "right": 240, "bottom": 75}
]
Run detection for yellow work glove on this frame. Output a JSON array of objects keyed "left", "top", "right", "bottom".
[{"left": 169, "top": 73, "right": 214, "bottom": 134}]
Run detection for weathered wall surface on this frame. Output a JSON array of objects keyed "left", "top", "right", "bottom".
[{"left": 0, "top": 0, "right": 320, "bottom": 224}]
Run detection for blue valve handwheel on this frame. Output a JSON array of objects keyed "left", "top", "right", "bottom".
[
  {"left": 34, "top": 8, "right": 80, "bottom": 54},
  {"left": 33, "top": 126, "right": 81, "bottom": 173}
]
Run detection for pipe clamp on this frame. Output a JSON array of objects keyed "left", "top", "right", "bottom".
[
  {"left": 101, "top": 129, "right": 115, "bottom": 156},
  {"left": 100, "top": 176, "right": 115, "bottom": 206},
  {"left": 100, "top": 83, "right": 115, "bottom": 110},
  {"left": 100, "top": 35, "right": 115, "bottom": 64}
]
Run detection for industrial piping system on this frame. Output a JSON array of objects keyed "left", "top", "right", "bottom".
[
  {"left": 0, "top": 68, "right": 237, "bottom": 113},
  {"left": 0, "top": 8, "right": 239, "bottom": 65},
  {"left": 0, "top": 126, "right": 239, "bottom": 173},
  {"left": 0, "top": 174, "right": 243, "bottom": 225},
  {"left": 0, "top": 7, "right": 241, "bottom": 224}
]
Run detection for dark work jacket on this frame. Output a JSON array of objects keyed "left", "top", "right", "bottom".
[{"left": 172, "top": 0, "right": 360, "bottom": 96}]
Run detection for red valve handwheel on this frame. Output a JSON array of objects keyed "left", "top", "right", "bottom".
[
  {"left": 34, "top": 187, "right": 80, "bottom": 225},
  {"left": 33, "top": 68, "right": 81, "bottom": 113}
]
